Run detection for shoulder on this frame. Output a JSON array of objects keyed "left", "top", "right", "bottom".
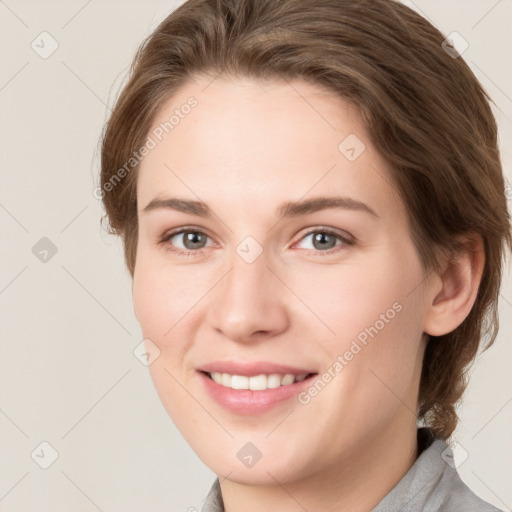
[
  {"left": 425, "top": 438, "right": 504, "bottom": 512},
  {"left": 373, "top": 431, "right": 504, "bottom": 512},
  {"left": 440, "top": 471, "right": 504, "bottom": 512}
]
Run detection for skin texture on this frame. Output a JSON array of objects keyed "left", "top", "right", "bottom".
[{"left": 132, "top": 75, "right": 484, "bottom": 512}]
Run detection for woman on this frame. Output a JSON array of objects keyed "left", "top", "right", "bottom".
[{"left": 99, "top": 0, "right": 511, "bottom": 510}]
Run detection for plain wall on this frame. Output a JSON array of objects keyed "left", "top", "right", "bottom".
[{"left": 1, "top": 0, "right": 511, "bottom": 510}]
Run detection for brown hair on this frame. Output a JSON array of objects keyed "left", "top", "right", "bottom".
[{"left": 100, "top": 0, "right": 512, "bottom": 438}]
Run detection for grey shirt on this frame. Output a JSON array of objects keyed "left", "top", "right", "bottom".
[{"left": 200, "top": 429, "right": 503, "bottom": 512}]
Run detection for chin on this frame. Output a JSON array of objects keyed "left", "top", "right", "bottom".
[{"left": 194, "top": 442, "right": 312, "bottom": 486}]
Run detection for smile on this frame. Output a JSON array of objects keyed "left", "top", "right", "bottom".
[
  {"left": 199, "top": 369, "right": 318, "bottom": 415},
  {"left": 207, "top": 371, "right": 310, "bottom": 390}
]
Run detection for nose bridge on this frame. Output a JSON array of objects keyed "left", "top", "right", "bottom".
[
  {"left": 208, "top": 245, "right": 289, "bottom": 341},
  {"left": 227, "top": 248, "right": 270, "bottom": 302}
]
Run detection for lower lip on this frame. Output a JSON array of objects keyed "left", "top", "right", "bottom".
[{"left": 198, "top": 371, "right": 317, "bottom": 415}]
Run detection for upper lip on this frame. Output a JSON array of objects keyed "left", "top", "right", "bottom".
[{"left": 198, "top": 360, "right": 316, "bottom": 377}]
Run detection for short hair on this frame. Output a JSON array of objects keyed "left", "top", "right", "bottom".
[{"left": 99, "top": 0, "right": 512, "bottom": 438}]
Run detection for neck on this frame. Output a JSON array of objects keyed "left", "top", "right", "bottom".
[{"left": 220, "top": 421, "right": 419, "bottom": 512}]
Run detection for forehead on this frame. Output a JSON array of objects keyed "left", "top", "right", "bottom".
[{"left": 136, "top": 75, "right": 404, "bottom": 221}]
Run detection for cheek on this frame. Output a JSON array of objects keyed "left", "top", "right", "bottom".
[
  {"left": 309, "top": 252, "right": 423, "bottom": 346},
  {"left": 132, "top": 249, "right": 201, "bottom": 339},
  {"left": 132, "top": 257, "right": 201, "bottom": 425},
  {"left": 132, "top": 250, "right": 219, "bottom": 383},
  {"left": 308, "top": 247, "right": 426, "bottom": 403}
]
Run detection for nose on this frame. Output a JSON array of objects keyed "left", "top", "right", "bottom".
[{"left": 206, "top": 250, "right": 290, "bottom": 344}]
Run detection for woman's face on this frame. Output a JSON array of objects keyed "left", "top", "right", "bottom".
[{"left": 132, "top": 75, "right": 431, "bottom": 484}]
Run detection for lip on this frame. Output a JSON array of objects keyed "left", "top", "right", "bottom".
[
  {"left": 198, "top": 360, "right": 315, "bottom": 377},
  {"left": 197, "top": 361, "right": 318, "bottom": 415}
]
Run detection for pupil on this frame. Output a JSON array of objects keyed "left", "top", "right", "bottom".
[
  {"left": 185, "top": 231, "right": 205, "bottom": 249},
  {"left": 313, "top": 232, "right": 336, "bottom": 250}
]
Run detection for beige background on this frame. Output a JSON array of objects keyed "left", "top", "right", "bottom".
[{"left": 0, "top": 0, "right": 511, "bottom": 510}]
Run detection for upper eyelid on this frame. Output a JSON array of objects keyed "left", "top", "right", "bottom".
[{"left": 162, "top": 226, "right": 216, "bottom": 242}]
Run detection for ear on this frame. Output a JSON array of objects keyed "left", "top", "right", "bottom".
[{"left": 423, "top": 233, "right": 485, "bottom": 337}]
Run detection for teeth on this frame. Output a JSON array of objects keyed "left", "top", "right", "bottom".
[
  {"left": 281, "top": 374, "right": 295, "bottom": 385},
  {"left": 231, "top": 375, "right": 249, "bottom": 390},
  {"left": 249, "top": 374, "right": 267, "bottom": 390},
  {"left": 209, "top": 372, "right": 308, "bottom": 390},
  {"left": 267, "top": 374, "right": 282, "bottom": 389}
]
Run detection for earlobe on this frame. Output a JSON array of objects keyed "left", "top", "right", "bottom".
[{"left": 423, "top": 234, "right": 485, "bottom": 337}]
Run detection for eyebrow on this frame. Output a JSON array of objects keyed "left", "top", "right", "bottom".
[{"left": 142, "top": 195, "right": 379, "bottom": 219}]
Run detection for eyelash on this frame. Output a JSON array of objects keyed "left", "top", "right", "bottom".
[{"left": 159, "top": 226, "right": 354, "bottom": 257}]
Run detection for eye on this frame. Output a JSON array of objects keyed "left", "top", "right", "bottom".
[
  {"left": 160, "top": 228, "right": 214, "bottom": 256},
  {"left": 159, "top": 226, "right": 354, "bottom": 257},
  {"left": 293, "top": 228, "right": 354, "bottom": 254}
]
